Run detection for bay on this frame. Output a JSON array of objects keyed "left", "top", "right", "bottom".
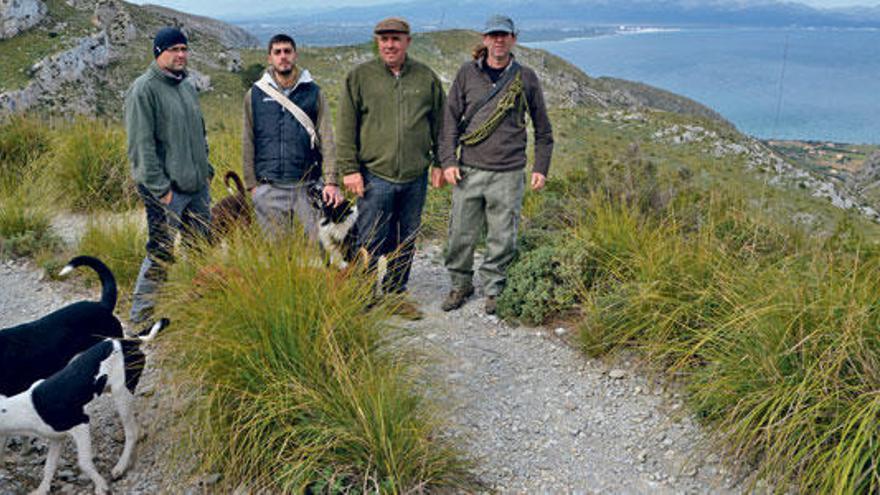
[{"left": 526, "top": 28, "right": 880, "bottom": 144}]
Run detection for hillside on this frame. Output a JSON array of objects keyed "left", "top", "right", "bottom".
[
  {"left": 1, "top": 0, "right": 879, "bottom": 233},
  {"left": 0, "top": 0, "right": 256, "bottom": 115},
  {"left": 6, "top": 4, "right": 880, "bottom": 493}
]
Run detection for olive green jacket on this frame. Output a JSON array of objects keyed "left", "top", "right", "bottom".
[
  {"left": 336, "top": 57, "right": 444, "bottom": 183},
  {"left": 125, "top": 62, "right": 213, "bottom": 199}
]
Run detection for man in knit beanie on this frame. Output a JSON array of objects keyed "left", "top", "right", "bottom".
[{"left": 125, "top": 26, "right": 214, "bottom": 324}]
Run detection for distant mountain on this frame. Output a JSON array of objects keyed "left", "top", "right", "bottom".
[{"left": 231, "top": 0, "right": 880, "bottom": 45}]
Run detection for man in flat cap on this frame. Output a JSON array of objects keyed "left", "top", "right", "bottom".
[
  {"left": 439, "top": 15, "right": 554, "bottom": 315},
  {"left": 125, "top": 26, "right": 214, "bottom": 324},
  {"left": 337, "top": 16, "right": 445, "bottom": 319}
]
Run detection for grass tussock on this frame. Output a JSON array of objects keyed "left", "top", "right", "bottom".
[
  {"left": 0, "top": 114, "right": 51, "bottom": 190},
  {"left": 45, "top": 117, "right": 135, "bottom": 212},
  {"left": 157, "top": 229, "right": 473, "bottom": 493},
  {"left": 76, "top": 215, "right": 146, "bottom": 293},
  {"left": 0, "top": 176, "right": 60, "bottom": 258}
]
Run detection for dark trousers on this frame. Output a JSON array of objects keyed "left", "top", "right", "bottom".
[
  {"left": 356, "top": 170, "right": 427, "bottom": 294},
  {"left": 129, "top": 184, "right": 212, "bottom": 323}
]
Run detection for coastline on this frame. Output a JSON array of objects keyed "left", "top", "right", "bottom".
[{"left": 526, "top": 26, "right": 880, "bottom": 146}]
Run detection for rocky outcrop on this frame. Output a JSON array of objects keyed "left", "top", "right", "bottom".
[
  {"left": 0, "top": 33, "right": 111, "bottom": 114},
  {"left": 92, "top": 0, "right": 135, "bottom": 47},
  {"left": 1, "top": 0, "right": 47, "bottom": 39},
  {"left": 849, "top": 151, "right": 880, "bottom": 190},
  {"left": 186, "top": 68, "right": 211, "bottom": 92},
  {"left": 637, "top": 115, "right": 880, "bottom": 222}
]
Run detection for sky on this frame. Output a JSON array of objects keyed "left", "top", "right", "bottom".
[{"left": 129, "top": 0, "right": 880, "bottom": 19}]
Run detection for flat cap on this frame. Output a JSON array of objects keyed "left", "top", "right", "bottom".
[
  {"left": 482, "top": 15, "right": 516, "bottom": 35},
  {"left": 374, "top": 17, "right": 410, "bottom": 35}
]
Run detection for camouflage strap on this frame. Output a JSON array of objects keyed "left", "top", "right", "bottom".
[{"left": 460, "top": 70, "right": 525, "bottom": 147}]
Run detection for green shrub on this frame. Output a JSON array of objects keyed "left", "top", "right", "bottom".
[
  {"left": 48, "top": 118, "right": 135, "bottom": 212},
  {"left": 497, "top": 241, "right": 595, "bottom": 325},
  {"left": 158, "top": 229, "right": 473, "bottom": 493},
  {"left": 238, "top": 62, "right": 265, "bottom": 89}
]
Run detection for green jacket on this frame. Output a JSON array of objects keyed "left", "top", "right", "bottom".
[
  {"left": 336, "top": 57, "right": 444, "bottom": 183},
  {"left": 124, "top": 62, "right": 213, "bottom": 199}
]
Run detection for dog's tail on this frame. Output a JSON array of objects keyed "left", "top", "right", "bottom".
[
  {"left": 134, "top": 318, "right": 170, "bottom": 342},
  {"left": 59, "top": 255, "right": 118, "bottom": 310},
  {"left": 225, "top": 171, "right": 247, "bottom": 197}
]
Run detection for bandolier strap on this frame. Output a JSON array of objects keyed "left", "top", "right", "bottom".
[{"left": 460, "top": 70, "right": 525, "bottom": 147}]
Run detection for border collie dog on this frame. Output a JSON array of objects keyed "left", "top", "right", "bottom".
[
  {"left": 0, "top": 255, "right": 124, "bottom": 398},
  {"left": 0, "top": 319, "right": 168, "bottom": 494},
  {"left": 307, "top": 182, "right": 360, "bottom": 269}
]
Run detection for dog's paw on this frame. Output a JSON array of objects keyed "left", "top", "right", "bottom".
[
  {"left": 93, "top": 480, "right": 110, "bottom": 495},
  {"left": 111, "top": 463, "right": 127, "bottom": 480}
]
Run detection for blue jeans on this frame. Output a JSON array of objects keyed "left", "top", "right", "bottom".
[
  {"left": 356, "top": 170, "right": 427, "bottom": 294},
  {"left": 129, "top": 184, "right": 212, "bottom": 323}
]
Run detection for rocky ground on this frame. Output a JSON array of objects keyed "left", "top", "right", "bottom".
[
  {"left": 403, "top": 245, "right": 747, "bottom": 493},
  {"left": 0, "top": 243, "right": 751, "bottom": 494}
]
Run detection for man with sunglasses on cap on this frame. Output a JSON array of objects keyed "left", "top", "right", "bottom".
[
  {"left": 242, "top": 33, "right": 342, "bottom": 240},
  {"left": 124, "top": 26, "right": 214, "bottom": 324},
  {"left": 439, "top": 15, "right": 554, "bottom": 315},
  {"left": 337, "top": 17, "right": 445, "bottom": 319}
]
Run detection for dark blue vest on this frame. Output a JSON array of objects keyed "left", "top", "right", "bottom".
[{"left": 252, "top": 80, "right": 322, "bottom": 183}]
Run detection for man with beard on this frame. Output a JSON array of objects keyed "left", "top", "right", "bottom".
[
  {"left": 243, "top": 33, "right": 342, "bottom": 240},
  {"left": 439, "top": 15, "right": 554, "bottom": 315},
  {"left": 125, "top": 27, "right": 214, "bottom": 324},
  {"left": 337, "top": 17, "right": 445, "bottom": 319}
]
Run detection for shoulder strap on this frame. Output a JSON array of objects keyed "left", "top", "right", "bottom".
[
  {"left": 458, "top": 61, "right": 521, "bottom": 134},
  {"left": 255, "top": 78, "right": 318, "bottom": 149}
]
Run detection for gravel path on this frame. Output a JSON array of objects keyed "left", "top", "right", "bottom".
[
  {"left": 403, "top": 245, "right": 746, "bottom": 493},
  {"left": 0, "top": 243, "right": 748, "bottom": 494}
]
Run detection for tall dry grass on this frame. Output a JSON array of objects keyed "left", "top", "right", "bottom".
[
  {"left": 570, "top": 191, "right": 880, "bottom": 492},
  {"left": 156, "top": 228, "right": 473, "bottom": 493}
]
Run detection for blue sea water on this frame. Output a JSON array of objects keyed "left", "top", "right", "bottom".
[{"left": 527, "top": 28, "right": 880, "bottom": 144}]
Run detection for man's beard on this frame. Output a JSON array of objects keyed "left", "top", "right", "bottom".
[{"left": 276, "top": 66, "right": 293, "bottom": 76}]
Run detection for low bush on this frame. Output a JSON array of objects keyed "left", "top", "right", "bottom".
[{"left": 158, "top": 229, "right": 473, "bottom": 493}]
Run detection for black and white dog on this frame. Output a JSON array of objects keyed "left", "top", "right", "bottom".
[
  {"left": 0, "top": 319, "right": 168, "bottom": 494},
  {"left": 306, "top": 184, "right": 388, "bottom": 295},
  {"left": 307, "top": 182, "right": 360, "bottom": 269},
  {"left": 0, "top": 255, "right": 124, "bottom": 398},
  {"left": 0, "top": 255, "right": 165, "bottom": 488}
]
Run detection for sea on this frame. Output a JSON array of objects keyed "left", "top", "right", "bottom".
[{"left": 525, "top": 27, "right": 880, "bottom": 144}]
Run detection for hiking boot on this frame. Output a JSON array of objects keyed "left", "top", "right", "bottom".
[
  {"left": 390, "top": 298, "right": 424, "bottom": 321},
  {"left": 441, "top": 286, "right": 474, "bottom": 312},
  {"left": 485, "top": 296, "right": 497, "bottom": 315}
]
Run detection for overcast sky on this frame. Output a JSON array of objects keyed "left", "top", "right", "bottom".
[{"left": 129, "top": 0, "right": 880, "bottom": 18}]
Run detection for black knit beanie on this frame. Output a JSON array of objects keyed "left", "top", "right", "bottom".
[{"left": 153, "top": 27, "right": 187, "bottom": 58}]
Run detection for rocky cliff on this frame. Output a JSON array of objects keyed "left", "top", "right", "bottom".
[
  {"left": 0, "top": 0, "right": 257, "bottom": 116},
  {"left": 0, "top": 0, "right": 46, "bottom": 39}
]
